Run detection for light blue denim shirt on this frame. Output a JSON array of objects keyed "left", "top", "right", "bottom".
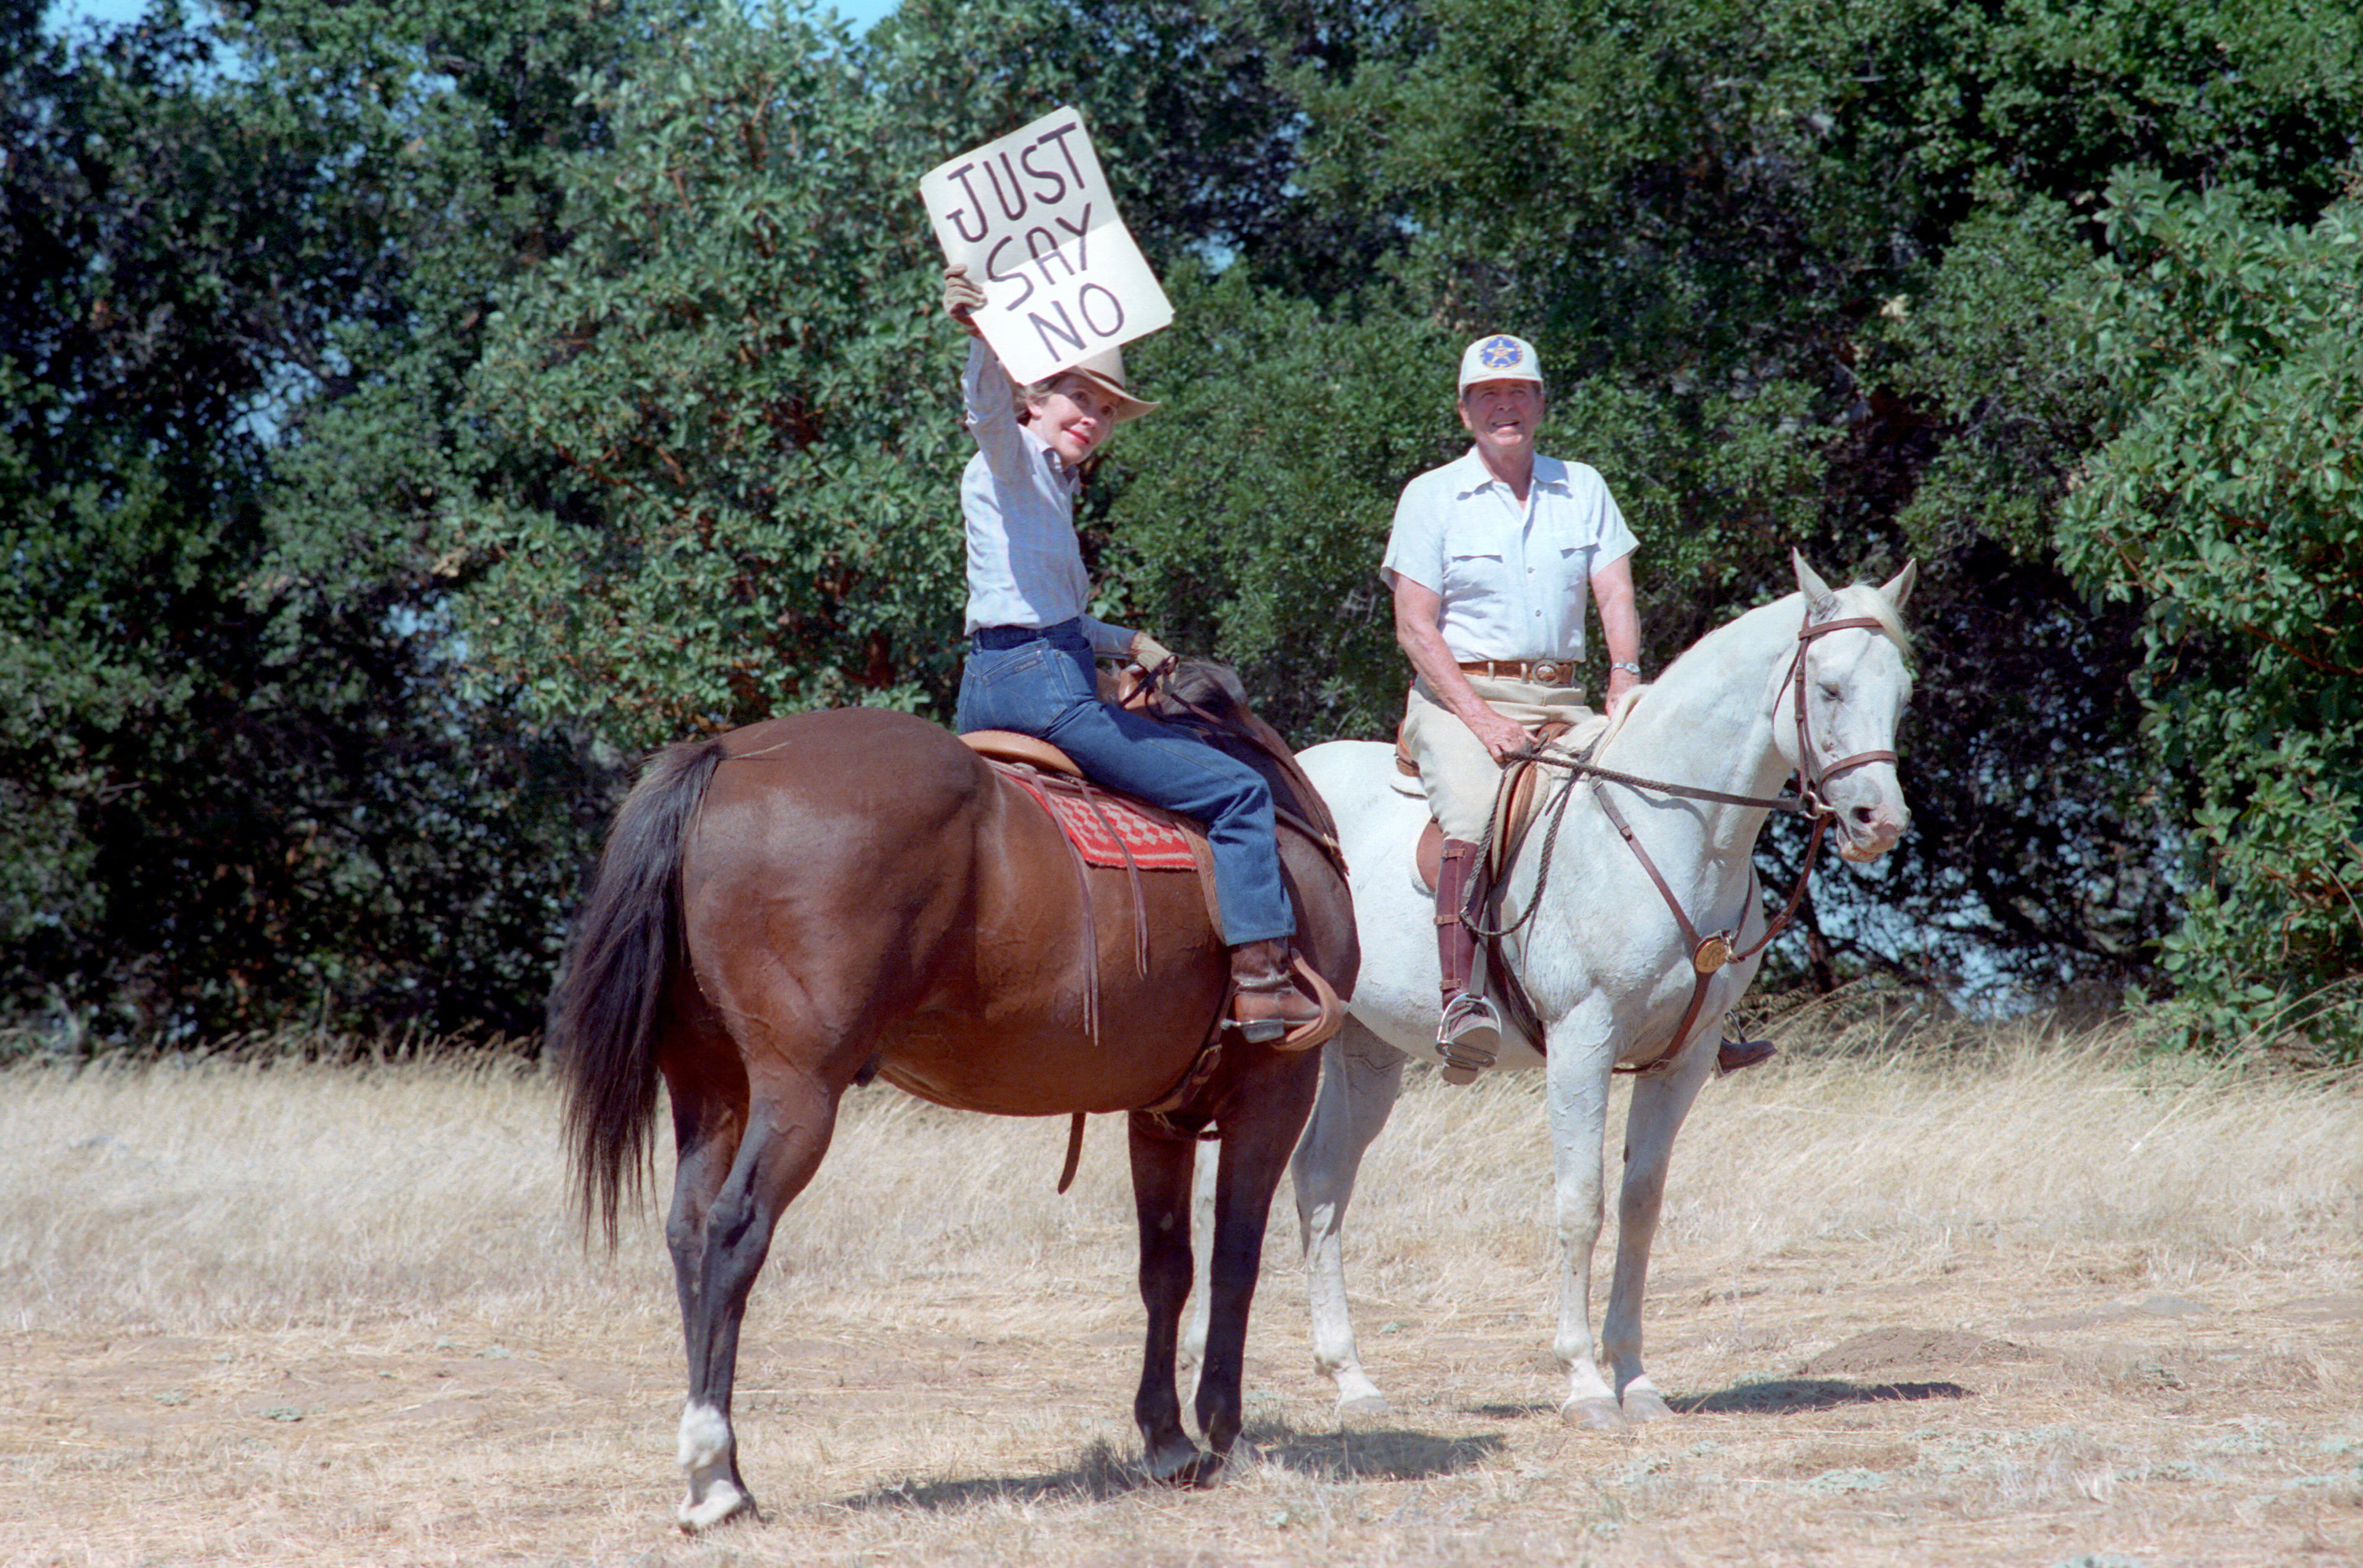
[{"left": 959, "top": 340, "right": 1135, "bottom": 656}]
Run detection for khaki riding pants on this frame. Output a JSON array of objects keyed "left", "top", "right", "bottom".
[{"left": 1403, "top": 673, "right": 1598, "bottom": 842}]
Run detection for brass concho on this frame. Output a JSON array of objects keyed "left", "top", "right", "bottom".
[{"left": 1692, "top": 933, "right": 1735, "bottom": 973}]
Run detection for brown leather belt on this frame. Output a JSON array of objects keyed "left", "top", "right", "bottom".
[{"left": 1459, "top": 657, "right": 1577, "bottom": 686}]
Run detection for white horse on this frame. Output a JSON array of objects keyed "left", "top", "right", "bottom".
[{"left": 1274, "top": 553, "right": 1917, "bottom": 1432}]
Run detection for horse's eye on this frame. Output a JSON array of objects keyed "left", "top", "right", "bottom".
[{"left": 1819, "top": 682, "right": 1843, "bottom": 700}]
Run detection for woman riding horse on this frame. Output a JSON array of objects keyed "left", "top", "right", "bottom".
[
  {"left": 556, "top": 279, "right": 1358, "bottom": 1529},
  {"left": 940, "top": 263, "right": 1322, "bottom": 1041}
]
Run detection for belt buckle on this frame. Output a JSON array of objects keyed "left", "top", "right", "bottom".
[{"left": 1531, "top": 659, "right": 1566, "bottom": 685}]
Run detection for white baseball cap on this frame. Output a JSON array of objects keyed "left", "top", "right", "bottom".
[{"left": 1457, "top": 333, "right": 1545, "bottom": 393}]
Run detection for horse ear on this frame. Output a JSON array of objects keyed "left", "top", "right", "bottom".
[
  {"left": 1791, "top": 549, "right": 1838, "bottom": 617},
  {"left": 1880, "top": 559, "right": 1918, "bottom": 612}
]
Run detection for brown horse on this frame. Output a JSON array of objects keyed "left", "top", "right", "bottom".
[{"left": 554, "top": 664, "right": 1357, "bottom": 1530}]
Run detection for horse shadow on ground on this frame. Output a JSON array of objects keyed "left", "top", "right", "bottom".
[
  {"left": 833, "top": 1424, "right": 1509, "bottom": 1514},
  {"left": 1466, "top": 1377, "right": 1973, "bottom": 1423},
  {"left": 1675, "top": 1377, "right": 1974, "bottom": 1414}
]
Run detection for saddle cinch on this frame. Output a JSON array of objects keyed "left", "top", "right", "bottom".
[{"left": 956, "top": 727, "right": 1344, "bottom": 1053}]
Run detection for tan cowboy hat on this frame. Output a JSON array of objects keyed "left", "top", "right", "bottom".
[{"left": 1062, "top": 345, "right": 1158, "bottom": 422}]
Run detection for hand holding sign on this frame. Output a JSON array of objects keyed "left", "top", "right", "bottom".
[
  {"left": 920, "top": 107, "right": 1172, "bottom": 385},
  {"left": 943, "top": 265, "right": 987, "bottom": 335}
]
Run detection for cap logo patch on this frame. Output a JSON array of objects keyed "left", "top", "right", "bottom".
[{"left": 1479, "top": 335, "right": 1524, "bottom": 370}]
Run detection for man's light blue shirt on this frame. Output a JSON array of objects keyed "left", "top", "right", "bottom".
[{"left": 1381, "top": 447, "right": 1637, "bottom": 663}]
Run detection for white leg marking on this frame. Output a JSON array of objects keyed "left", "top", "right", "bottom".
[
  {"left": 676, "top": 1400, "right": 750, "bottom": 1531},
  {"left": 1183, "top": 1140, "right": 1216, "bottom": 1394}
]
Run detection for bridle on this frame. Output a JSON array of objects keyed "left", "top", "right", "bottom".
[
  {"left": 1779, "top": 612, "right": 1904, "bottom": 820},
  {"left": 1476, "top": 604, "right": 1903, "bottom": 1073}
]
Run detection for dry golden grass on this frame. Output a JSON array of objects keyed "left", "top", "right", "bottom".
[{"left": 1, "top": 1017, "right": 2358, "bottom": 1567}]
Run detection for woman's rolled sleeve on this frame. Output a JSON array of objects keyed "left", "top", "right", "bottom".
[{"left": 962, "top": 339, "right": 1033, "bottom": 481}]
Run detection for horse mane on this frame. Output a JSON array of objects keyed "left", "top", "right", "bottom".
[
  {"left": 1661, "top": 581, "right": 1915, "bottom": 686},
  {"left": 1134, "top": 659, "right": 1344, "bottom": 846}
]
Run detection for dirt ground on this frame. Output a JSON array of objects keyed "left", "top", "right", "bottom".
[
  {"left": 2, "top": 1052, "right": 2358, "bottom": 1566},
  {"left": 6, "top": 1236, "right": 2358, "bottom": 1564}
]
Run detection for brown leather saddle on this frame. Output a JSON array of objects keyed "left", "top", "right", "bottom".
[
  {"left": 1395, "top": 713, "right": 1768, "bottom": 1078},
  {"left": 959, "top": 726, "right": 1345, "bottom": 1189},
  {"left": 1395, "top": 720, "right": 1577, "bottom": 895},
  {"left": 1393, "top": 719, "right": 1594, "bottom": 1065},
  {"left": 963, "top": 726, "right": 1086, "bottom": 782},
  {"left": 958, "top": 726, "right": 1340, "bottom": 1040},
  {"left": 964, "top": 728, "right": 1211, "bottom": 863}
]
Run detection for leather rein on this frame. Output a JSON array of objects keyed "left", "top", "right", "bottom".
[
  {"left": 1480, "top": 609, "right": 1900, "bottom": 1075},
  {"left": 1083, "top": 660, "right": 1350, "bottom": 1160},
  {"left": 1123, "top": 663, "right": 1351, "bottom": 879}
]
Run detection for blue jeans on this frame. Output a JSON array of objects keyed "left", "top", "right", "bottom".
[{"left": 956, "top": 622, "right": 1295, "bottom": 947}]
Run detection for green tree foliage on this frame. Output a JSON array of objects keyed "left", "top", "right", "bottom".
[
  {"left": 2060, "top": 174, "right": 2363, "bottom": 1052},
  {"left": 11, "top": 0, "right": 2359, "bottom": 1047},
  {"left": 454, "top": 0, "right": 1375, "bottom": 749},
  {"left": 1057, "top": 0, "right": 1421, "bottom": 295},
  {"left": 1107, "top": 266, "right": 1825, "bottom": 743},
  {"left": 211, "top": 0, "right": 685, "bottom": 621},
  {"left": 1099, "top": 270, "right": 1459, "bottom": 742},
  {"left": 1101, "top": 0, "right": 2362, "bottom": 1004},
  {"left": 2, "top": 0, "right": 626, "bottom": 1041},
  {"left": 458, "top": 1, "right": 978, "bottom": 746}
]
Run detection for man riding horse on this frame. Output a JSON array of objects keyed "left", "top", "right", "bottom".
[{"left": 1383, "top": 333, "right": 1772, "bottom": 1079}]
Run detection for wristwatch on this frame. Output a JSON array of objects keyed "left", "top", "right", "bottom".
[{"left": 1610, "top": 661, "right": 1642, "bottom": 676}]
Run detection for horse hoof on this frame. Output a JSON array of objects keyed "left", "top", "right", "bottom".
[
  {"left": 676, "top": 1479, "right": 757, "bottom": 1533},
  {"left": 1622, "top": 1387, "right": 1675, "bottom": 1423},
  {"left": 1145, "top": 1442, "right": 1224, "bottom": 1489},
  {"left": 1337, "top": 1392, "right": 1392, "bottom": 1427},
  {"left": 1562, "top": 1396, "right": 1629, "bottom": 1434}
]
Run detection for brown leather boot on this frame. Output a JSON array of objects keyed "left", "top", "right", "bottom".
[
  {"left": 1228, "top": 939, "right": 1323, "bottom": 1044},
  {"left": 1434, "top": 839, "right": 1500, "bottom": 1081}
]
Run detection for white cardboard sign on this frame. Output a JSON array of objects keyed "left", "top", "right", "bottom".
[{"left": 920, "top": 106, "right": 1171, "bottom": 385}]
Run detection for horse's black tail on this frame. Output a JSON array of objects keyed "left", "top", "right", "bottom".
[{"left": 552, "top": 736, "right": 728, "bottom": 1250}]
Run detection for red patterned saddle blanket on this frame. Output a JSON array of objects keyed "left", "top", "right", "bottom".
[
  {"left": 999, "top": 769, "right": 1200, "bottom": 870},
  {"left": 962, "top": 730, "right": 1201, "bottom": 871}
]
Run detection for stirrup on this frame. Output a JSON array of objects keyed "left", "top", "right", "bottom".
[
  {"left": 1715, "top": 1035, "right": 1778, "bottom": 1076},
  {"left": 1227, "top": 953, "right": 1342, "bottom": 1051},
  {"left": 1436, "top": 993, "right": 1501, "bottom": 1084}
]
